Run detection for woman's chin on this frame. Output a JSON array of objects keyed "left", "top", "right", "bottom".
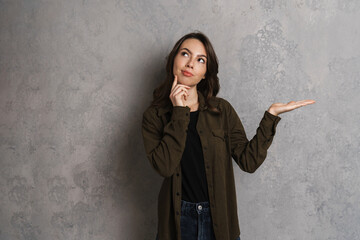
[
  {"left": 177, "top": 79, "right": 190, "bottom": 86},
  {"left": 177, "top": 79, "right": 198, "bottom": 87}
]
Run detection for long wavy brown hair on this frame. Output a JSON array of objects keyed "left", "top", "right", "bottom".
[{"left": 150, "top": 31, "right": 220, "bottom": 113}]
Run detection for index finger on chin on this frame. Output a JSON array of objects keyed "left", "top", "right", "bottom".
[{"left": 171, "top": 75, "right": 177, "bottom": 90}]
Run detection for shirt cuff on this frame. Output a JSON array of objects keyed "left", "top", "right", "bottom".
[
  {"left": 262, "top": 110, "right": 281, "bottom": 138},
  {"left": 265, "top": 110, "right": 281, "bottom": 121},
  {"left": 171, "top": 106, "right": 191, "bottom": 121}
]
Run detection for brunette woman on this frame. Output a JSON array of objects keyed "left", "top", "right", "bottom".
[{"left": 141, "top": 31, "right": 315, "bottom": 240}]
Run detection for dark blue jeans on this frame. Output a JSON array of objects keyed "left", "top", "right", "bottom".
[{"left": 156, "top": 199, "right": 241, "bottom": 240}]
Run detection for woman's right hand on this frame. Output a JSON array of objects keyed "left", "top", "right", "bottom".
[{"left": 169, "top": 75, "right": 190, "bottom": 107}]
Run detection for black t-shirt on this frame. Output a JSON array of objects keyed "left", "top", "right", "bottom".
[{"left": 181, "top": 110, "right": 209, "bottom": 203}]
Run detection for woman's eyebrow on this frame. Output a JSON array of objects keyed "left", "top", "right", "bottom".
[{"left": 180, "top": 47, "right": 207, "bottom": 59}]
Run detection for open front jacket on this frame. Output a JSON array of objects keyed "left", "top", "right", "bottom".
[{"left": 141, "top": 91, "right": 281, "bottom": 240}]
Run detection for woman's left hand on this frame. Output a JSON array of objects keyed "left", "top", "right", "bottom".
[{"left": 267, "top": 99, "right": 316, "bottom": 116}]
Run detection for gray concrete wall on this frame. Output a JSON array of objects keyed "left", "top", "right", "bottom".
[{"left": 1, "top": 0, "right": 359, "bottom": 239}]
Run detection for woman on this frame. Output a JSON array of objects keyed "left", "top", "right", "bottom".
[{"left": 141, "top": 31, "right": 315, "bottom": 240}]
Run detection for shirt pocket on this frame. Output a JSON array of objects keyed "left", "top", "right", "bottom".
[
  {"left": 210, "top": 129, "right": 228, "bottom": 171},
  {"left": 211, "top": 129, "right": 227, "bottom": 156},
  {"left": 211, "top": 129, "right": 225, "bottom": 141},
  {"left": 211, "top": 128, "right": 231, "bottom": 160}
]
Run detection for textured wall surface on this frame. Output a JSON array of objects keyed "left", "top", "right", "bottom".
[{"left": 1, "top": 0, "right": 359, "bottom": 239}]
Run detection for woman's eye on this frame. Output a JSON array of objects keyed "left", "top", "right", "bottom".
[
  {"left": 181, "top": 52, "right": 189, "bottom": 57},
  {"left": 198, "top": 58, "right": 205, "bottom": 63}
]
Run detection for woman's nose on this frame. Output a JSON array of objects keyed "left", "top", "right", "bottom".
[{"left": 186, "top": 58, "right": 194, "bottom": 68}]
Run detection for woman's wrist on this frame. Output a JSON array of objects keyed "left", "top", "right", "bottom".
[{"left": 267, "top": 107, "right": 278, "bottom": 116}]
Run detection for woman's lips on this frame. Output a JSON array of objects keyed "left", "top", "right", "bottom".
[{"left": 182, "top": 70, "right": 193, "bottom": 77}]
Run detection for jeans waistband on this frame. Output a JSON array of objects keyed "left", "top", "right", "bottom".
[{"left": 181, "top": 199, "right": 211, "bottom": 217}]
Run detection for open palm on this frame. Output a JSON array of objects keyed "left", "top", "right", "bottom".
[{"left": 268, "top": 99, "right": 316, "bottom": 116}]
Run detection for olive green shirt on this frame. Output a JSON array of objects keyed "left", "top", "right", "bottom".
[{"left": 141, "top": 91, "right": 281, "bottom": 240}]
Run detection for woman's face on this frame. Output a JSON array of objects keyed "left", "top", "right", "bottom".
[{"left": 172, "top": 38, "right": 207, "bottom": 87}]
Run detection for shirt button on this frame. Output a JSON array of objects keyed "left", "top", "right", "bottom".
[
  {"left": 198, "top": 205, "right": 202, "bottom": 210},
  {"left": 176, "top": 173, "right": 179, "bottom": 176},
  {"left": 199, "top": 130, "right": 203, "bottom": 134},
  {"left": 204, "top": 146, "right": 207, "bottom": 150},
  {"left": 186, "top": 113, "right": 189, "bottom": 116},
  {"left": 176, "top": 192, "right": 180, "bottom": 196},
  {"left": 206, "top": 165, "right": 209, "bottom": 169}
]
